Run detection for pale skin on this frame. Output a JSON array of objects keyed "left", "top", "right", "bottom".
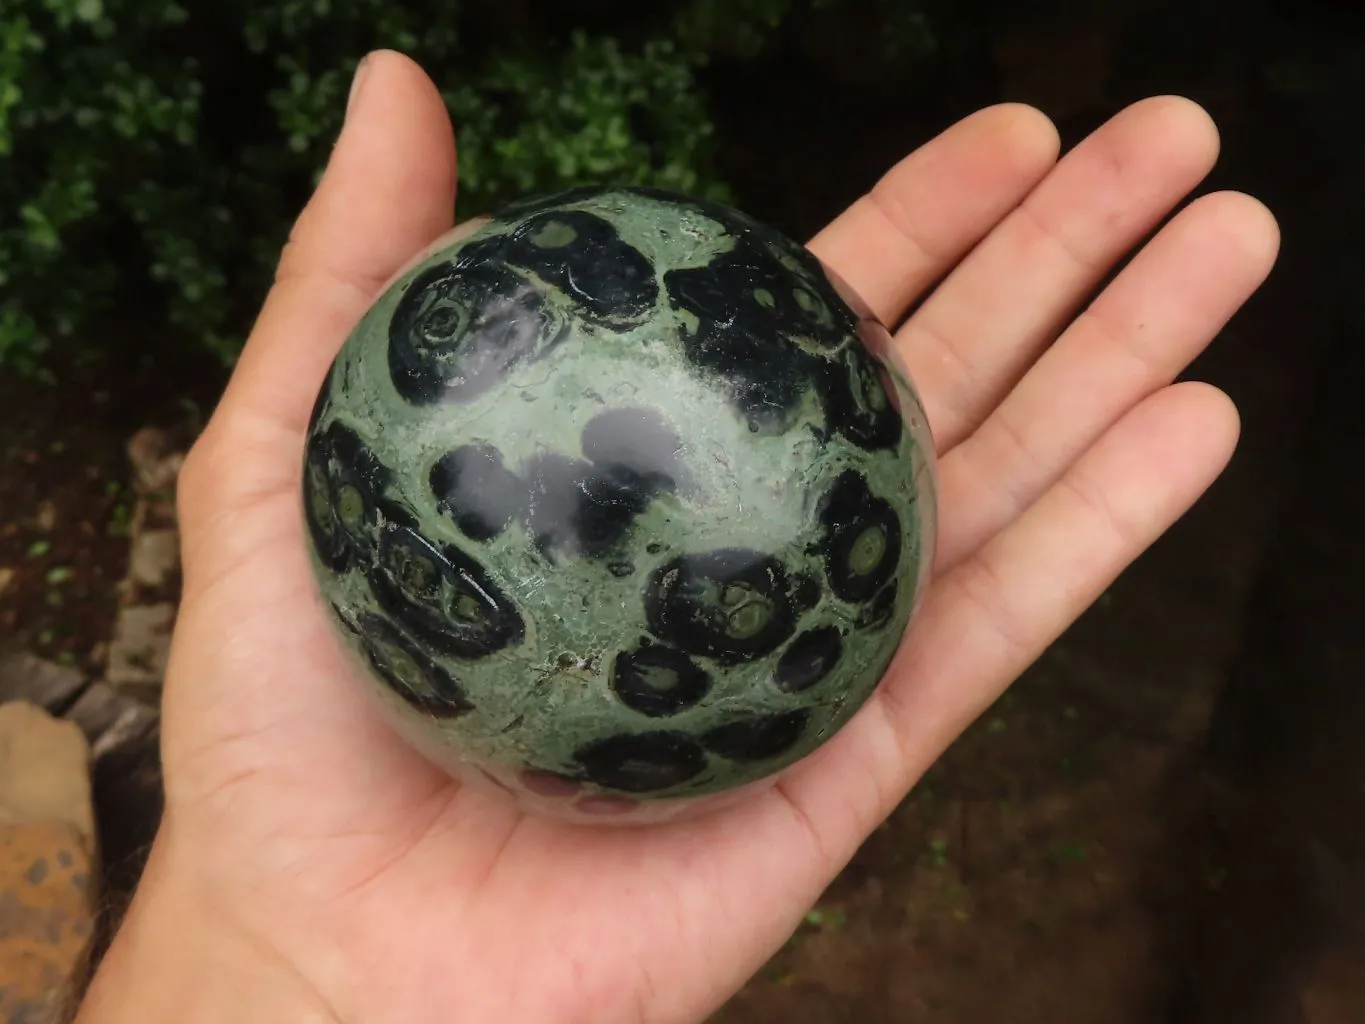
[{"left": 74, "top": 51, "right": 1279, "bottom": 1024}]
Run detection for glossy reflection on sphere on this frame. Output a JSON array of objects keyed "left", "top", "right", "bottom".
[{"left": 302, "top": 185, "right": 937, "bottom": 824}]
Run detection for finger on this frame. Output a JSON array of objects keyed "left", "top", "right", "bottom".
[
  {"left": 808, "top": 103, "right": 1059, "bottom": 328},
  {"left": 902, "top": 96, "right": 1221, "bottom": 452},
  {"left": 217, "top": 50, "right": 457, "bottom": 440},
  {"left": 934, "top": 190, "right": 1279, "bottom": 571},
  {"left": 776, "top": 381, "right": 1240, "bottom": 857}
]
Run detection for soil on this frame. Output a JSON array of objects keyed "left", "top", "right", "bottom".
[{"left": 0, "top": 345, "right": 220, "bottom": 670}]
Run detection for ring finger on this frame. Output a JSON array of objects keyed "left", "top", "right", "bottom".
[{"left": 933, "top": 189, "right": 1279, "bottom": 570}]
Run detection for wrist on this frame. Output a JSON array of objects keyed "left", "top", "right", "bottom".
[{"left": 74, "top": 823, "right": 337, "bottom": 1024}]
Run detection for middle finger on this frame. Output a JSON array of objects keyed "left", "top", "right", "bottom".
[{"left": 899, "top": 95, "right": 1221, "bottom": 453}]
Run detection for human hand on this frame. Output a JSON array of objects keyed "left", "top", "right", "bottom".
[{"left": 76, "top": 51, "right": 1278, "bottom": 1024}]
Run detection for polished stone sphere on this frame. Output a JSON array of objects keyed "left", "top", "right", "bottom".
[{"left": 302, "top": 185, "right": 937, "bottom": 823}]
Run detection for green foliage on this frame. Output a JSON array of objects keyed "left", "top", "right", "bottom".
[
  {"left": 0, "top": 0, "right": 936, "bottom": 374},
  {"left": 445, "top": 32, "right": 728, "bottom": 208}
]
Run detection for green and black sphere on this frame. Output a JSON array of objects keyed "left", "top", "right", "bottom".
[{"left": 302, "top": 185, "right": 937, "bottom": 822}]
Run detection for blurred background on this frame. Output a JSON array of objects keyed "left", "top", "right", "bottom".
[{"left": 1, "top": 1, "right": 1363, "bottom": 1021}]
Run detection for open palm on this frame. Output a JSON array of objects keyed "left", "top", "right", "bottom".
[{"left": 81, "top": 52, "right": 1278, "bottom": 1024}]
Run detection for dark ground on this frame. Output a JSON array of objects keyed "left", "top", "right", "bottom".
[{"left": 3, "top": 2, "right": 1364, "bottom": 1020}]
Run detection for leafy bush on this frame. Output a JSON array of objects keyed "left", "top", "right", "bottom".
[{"left": 0, "top": 0, "right": 939, "bottom": 375}]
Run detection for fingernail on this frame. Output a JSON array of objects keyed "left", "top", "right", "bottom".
[{"left": 346, "top": 55, "right": 372, "bottom": 119}]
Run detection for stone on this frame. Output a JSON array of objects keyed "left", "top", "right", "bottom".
[
  {"left": 125, "top": 427, "right": 185, "bottom": 498},
  {"left": 126, "top": 529, "right": 179, "bottom": 590},
  {"left": 0, "top": 820, "right": 96, "bottom": 1024},
  {"left": 302, "top": 186, "right": 937, "bottom": 822},
  {"left": 33, "top": 501, "right": 56, "bottom": 533},
  {"left": 0, "top": 703, "right": 93, "bottom": 843},
  {"left": 0, "top": 702, "right": 97, "bottom": 1024},
  {"left": 103, "top": 603, "right": 175, "bottom": 702},
  {"left": 63, "top": 682, "right": 158, "bottom": 758},
  {"left": 0, "top": 651, "right": 87, "bottom": 714}
]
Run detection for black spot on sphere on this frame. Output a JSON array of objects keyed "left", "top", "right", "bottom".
[
  {"left": 818, "top": 472, "right": 903, "bottom": 604},
  {"left": 369, "top": 526, "right": 524, "bottom": 658},
  {"left": 791, "top": 572, "right": 823, "bottom": 614},
  {"left": 302, "top": 421, "right": 394, "bottom": 572},
  {"left": 574, "top": 731, "right": 707, "bottom": 793},
  {"left": 608, "top": 561, "right": 635, "bottom": 578},
  {"left": 611, "top": 645, "right": 712, "bottom": 717},
  {"left": 303, "top": 458, "right": 347, "bottom": 572},
  {"left": 645, "top": 549, "right": 797, "bottom": 663},
  {"left": 387, "top": 257, "right": 568, "bottom": 406},
  {"left": 355, "top": 613, "right": 475, "bottom": 719},
  {"left": 856, "top": 582, "right": 900, "bottom": 631},
  {"left": 774, "top": 626, "right": 843, "bottom": 693},
  {"left": 701, "top": 710, "right": 810, "bottom": 762},
  {"left": 631, "top": 184, "right": 855, "bottom": 342},
  {"left": 580, "top": 408, "right": 687, "bottom": 492},
  {"left": 814, "top": 344, "right": 904, "bottom": 451},
  {"left": 430, "top": 444, "right": 524, "bottom": 542},
  {"left": 523, "top": 452, "right": 672, "bottom": 561},
  {"left": 503, "top": 211, "right": 658, "bottom": 323},
  {"left": 320, "top": 421, "right": 393, "bottom": 496},
  {"left": 663, "top": 246, "right": 834, "bottom": 431}
]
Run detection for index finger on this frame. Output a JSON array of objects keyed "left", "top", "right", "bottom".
[{"left": 808, "top": 103, "right": 1060, "bottom": 329}]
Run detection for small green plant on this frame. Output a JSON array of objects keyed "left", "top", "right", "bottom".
[
  {"left": 803, "top": 905, "right": 848, "bottom": 929},
  {"left": 927, "top": 836, "right": 951, "bottom": 868}
]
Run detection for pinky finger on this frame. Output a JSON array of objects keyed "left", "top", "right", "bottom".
[
  {"left": 775, "top": 380, "right": 1241, "bottom": 855},
  {"left": 879, "top": 379, "right": 1241, "bottom": 772}
]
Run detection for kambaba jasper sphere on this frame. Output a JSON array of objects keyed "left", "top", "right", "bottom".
[{"left": 302, "top": 185, "right": 937, "bottom": 824}]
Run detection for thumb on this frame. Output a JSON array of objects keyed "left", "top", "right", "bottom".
[{"left": 180, "top": 49, "right": 457, "bottom": 556}]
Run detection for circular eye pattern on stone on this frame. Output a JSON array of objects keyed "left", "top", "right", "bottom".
[
  {"left": 504, "top": 210, "right": 659, "bottom": 325},
  {"left": 356, "top": 613, "right": 474, "bottom": 719},
  {"left": 333, "top": 483, "right": 367, "bottom": 533},
  {"left": 528, "top": 219, "right": 578, "bottom": 249},
  {"left": 573, "top": 731, "right": 708, "bottom": 793},
  {"left": 387, "top": 259, "right": 569, "bottom": 406},
  {"left": 791, "top": 285, "right": 834, "bottom": 331},
  {"left": 817, "top": 472, "right": 903, "bottom": 604},
  {"left": 701, "top": 710, "right": 810, "bottom": 763},
  {"left": 814, "top": 345, "right": 904, "bottom": 452},
  {"left": 660, "top": 222, "right": 845, "bottom": 432},
  {"left": 774, "top": 626, "right": 843, "bottom": 693},
  {"left": 302, "top": 421, "right": 393, "bottom": 571},
  {"left": 611, "top": 645, "right": 712, "bottom": 718},
  {"left": 645, "top": 549, "right": 797, "bottom": 664},
  {"left": 370, "top": 526, "right": 524, "bottom": 658}
]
